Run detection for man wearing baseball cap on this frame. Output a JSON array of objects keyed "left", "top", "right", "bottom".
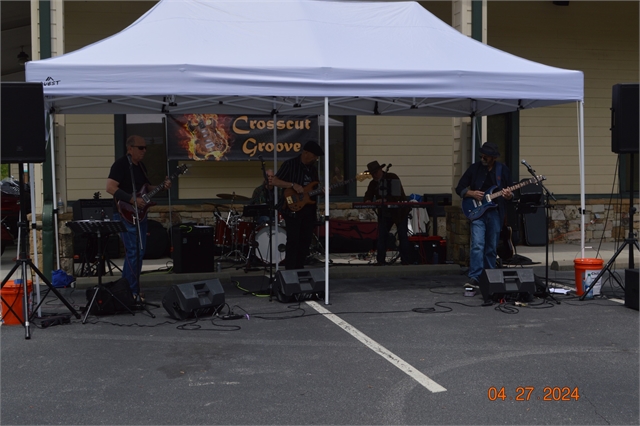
[{"left": 455, "top": 142, "right": 513, "bottom": 303}]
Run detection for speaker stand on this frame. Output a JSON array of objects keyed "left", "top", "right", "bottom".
[
  {"left": 581, "top": 153, "right": 638, "bottom": 299},
  {"left": 0, "top": 165, "right": 80, "bottom": 339}
]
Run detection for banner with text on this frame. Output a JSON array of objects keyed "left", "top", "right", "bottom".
[{"left": 167, "top": 114, "right": 318, "bottom": 161}]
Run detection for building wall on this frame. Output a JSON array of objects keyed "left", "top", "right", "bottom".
[
  {"left": 62, "top": 1, "right": 155, "bottom": 201},
  {"left": 488, "top": 1, "right": 639, "bottom": 195}
]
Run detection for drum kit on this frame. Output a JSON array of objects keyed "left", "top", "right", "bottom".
[{"left": 210, "top": 193, "right": 288, "bottom": 267}]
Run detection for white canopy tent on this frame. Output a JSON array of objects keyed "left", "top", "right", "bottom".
[{"left": 26, "top": 0, "right": 586, "bottom": 302}]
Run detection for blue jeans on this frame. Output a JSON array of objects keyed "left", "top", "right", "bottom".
[
  {"left": 468, "top": 209, "right": 500, "bottom": 282},
  {"left": 112, "top": 213, "right": 147, "bottom": 294}
]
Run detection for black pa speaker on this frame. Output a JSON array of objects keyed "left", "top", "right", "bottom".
[
  {"left": 611, "top": 83, "right": 639, "bottom": 154},
  {"left": 171, "top": 225, "right": 215, "bottom": 273},
  {"left": 1, "top": 82, "right": 47, "bottom": 164},
  {"left": 162, "top": 279, "right": 225, "bottom": 320},
  {"left": 624, "top": 269, "right": 639, "bottom": 311},
  {"left": 275, "top": 268, "right": 325, "bottom": 303},
  {"left": 479, "top": 268, "right": 536, "bottom": 302}
]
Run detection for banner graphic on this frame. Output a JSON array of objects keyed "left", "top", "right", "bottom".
[{"left": 167, "top": 114, "right": 318, "bottom": 161}]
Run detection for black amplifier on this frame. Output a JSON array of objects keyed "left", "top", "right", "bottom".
[
  {"left": 73, "top": 199, "right": 114, "bottom": 221},
  {"left": 171, "top": 225, "right": 215, "bottom": 273}
]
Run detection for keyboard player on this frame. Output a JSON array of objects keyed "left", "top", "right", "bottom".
[{"left": 363, "top": 161, "right": 411, "bottom": 265}]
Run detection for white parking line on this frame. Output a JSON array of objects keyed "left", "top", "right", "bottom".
[{"left": 306, "top": 300, "right": 447, "bottom": 393}]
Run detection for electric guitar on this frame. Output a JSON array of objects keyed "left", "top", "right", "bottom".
[
  {"left": 116, "top": 164, "right": 188, "bottom": 225},
  {"left": 461, "top": 175, "right": 545, "bottom": 221},
  {"left": 283, "top": 172, "right": 372, "bottom": 212}
]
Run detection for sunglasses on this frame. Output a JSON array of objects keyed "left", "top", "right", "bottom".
[
  {"left": 132, "top": 146, "right": 147, "bottom": 151},
  {"left": 480, "top": 155, "right": 492, "bottom": 160}
]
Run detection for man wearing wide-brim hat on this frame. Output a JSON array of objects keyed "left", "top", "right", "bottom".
[
  {"left": 455, "top": 142, "right": 514, "bottom": 302},
  {"left": 363, "top": 160, "right": 411, "bottom": 265},
  {"left": 269, "top": 140, "right": 323, "bottom": 270}
]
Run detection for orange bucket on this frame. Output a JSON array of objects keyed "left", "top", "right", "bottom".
[
  {"left": 573, "top": 258, "right": 604, "bottom": 296},
  {"left": 1, "top": 280, "right": 33, "bottom": 325}
]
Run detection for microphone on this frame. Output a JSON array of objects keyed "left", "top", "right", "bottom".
[
  {"left": 258, "top": 155, "right": 264, "bottom": 162},
  {"left": 127, "top": 153, "right": 133, "bottom": 165},
  {"left": 521, "top": 159, "right": 533, "bottom": 171}
]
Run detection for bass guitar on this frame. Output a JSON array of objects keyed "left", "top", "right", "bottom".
[
  {"left": 283, "top": 172, "right": 372, "bottom": 212},
  {"left": 116, "top": 164, "right": 188, "bottom": 225},
  {"left": 461, "top": 175, "right": 545, "bottom": 221}
]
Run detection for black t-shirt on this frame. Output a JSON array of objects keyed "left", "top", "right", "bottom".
[{"left": 108, "top": 156, "right": 150, "bottom": 195}]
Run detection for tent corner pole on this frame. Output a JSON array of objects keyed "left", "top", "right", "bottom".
[
  {"left": 324, "top": 97, "right": 330, "bottom": 305},
  {"left": 578, "top": 101, "right": 586, "bottom": 258}
]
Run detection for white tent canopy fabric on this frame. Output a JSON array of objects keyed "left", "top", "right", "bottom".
[
  {"left": 25, "top": 0, "right": 586, "bottom": 302},
  {"left": 26, "top": 0, "right": 583, "bottom": 116}
]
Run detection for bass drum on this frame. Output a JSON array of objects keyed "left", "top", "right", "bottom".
[{"left": 254, "top": 226, "right": 287, "bottom": 264}]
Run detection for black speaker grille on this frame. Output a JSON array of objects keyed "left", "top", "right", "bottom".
[
  {"left": 611, "top": 83, "right": 639, "bottom": 154},
  {"left": 1, "top": 83, "right": 46, "bottom": 164}
]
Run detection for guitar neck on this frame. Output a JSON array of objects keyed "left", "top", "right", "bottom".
[
  {"left": 308, "top": 177, "right": 354, "bottom": 197},
  {"left": 143, "top": 182, "right": 164, "bottom": 200},
  {"left": 490, "top": 176, "right": 540, "bottom": 200},
  {"left": 140, "top": 167, "right": 185, "bottom": 201}
]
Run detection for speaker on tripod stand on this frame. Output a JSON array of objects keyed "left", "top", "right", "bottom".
[{"left": 581, "top": 83, "right": 639, "bottom": 299}]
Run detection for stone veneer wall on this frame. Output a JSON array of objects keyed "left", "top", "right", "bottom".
[
  {"left": 30, "top": 198, "right": 639, "bottom": 274},
  {"left": 446, "top": 198, "right": 640, "bottom": 266}
]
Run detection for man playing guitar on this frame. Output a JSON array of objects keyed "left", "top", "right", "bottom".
[
  {"left": 106, "top": 135, "right": 171, "bottom": 297},
  {"left": 269, "top": 140, "right": 323, "bottom": 270},
  {"left": 455, "top": 142, "right": 513, "bottom": 302}
]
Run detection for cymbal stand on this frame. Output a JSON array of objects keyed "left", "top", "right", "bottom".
[{"left": 222, "top": 211, "right": 247, "bottom": 263}]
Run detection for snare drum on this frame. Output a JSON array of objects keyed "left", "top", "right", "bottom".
[{"left": 254, "top": 225, "right": 287, "bottom": 264}]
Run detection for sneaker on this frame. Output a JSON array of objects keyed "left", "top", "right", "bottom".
[{"left": 464, "top": 279, "right": 479, "bottom": 289}]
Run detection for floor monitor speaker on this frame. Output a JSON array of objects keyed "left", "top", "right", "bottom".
[
  {"left": 611, "top": 83, "right": 639, "bottom": 154},
  {"left": 624, "top": 269, "right": 639, "bottom": 311},
  {"left": 1, "top": 82, "right": 46, "bottom": 164},
  {"left": 276, "top": 268, "right": 325, "bottom": 303},
  {"left": 171, "top": 225, "right": 215, "bottom": 273},
  {"left": 479, "top": 268, "right": 536, "bottom": 302},
  {"left": 162, "top": 279, "right": 225, "bottom": 320}
]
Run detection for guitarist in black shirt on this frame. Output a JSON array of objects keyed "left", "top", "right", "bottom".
[
  {"left": 106, "top": 135, "right": 171, "bottom": 297},
  {"left": 270, "top": 140, "right": 323, "bottom": 270},
  {"left": 455, "top": 142, "right": 513, "bottom": 300}
]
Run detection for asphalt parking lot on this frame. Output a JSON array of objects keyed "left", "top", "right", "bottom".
[{"left": 1, "top": 266, "right": 638, "bottom": 425}]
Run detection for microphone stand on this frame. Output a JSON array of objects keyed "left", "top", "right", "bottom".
[
  {"left": 522, "top": 160, "right": 559, "bottom": 304},
  {"left": 127, "top": 155, "right": 157, "bottom": 316}
]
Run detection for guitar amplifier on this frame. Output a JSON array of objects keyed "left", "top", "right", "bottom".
[
  {"left": 73, "top": 199, "right": 114, "bottom": 221},
  {"left": 171, "top": 225, "right": 215, "bottom": 273}
]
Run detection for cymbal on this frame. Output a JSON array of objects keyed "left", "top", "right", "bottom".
[{"left": 216, "top": 193, "right": 250, "bottom": 201}]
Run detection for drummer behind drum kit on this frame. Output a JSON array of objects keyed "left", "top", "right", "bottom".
[{"left": 211, "top": 193, "right": 287, "bottom": 267}]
